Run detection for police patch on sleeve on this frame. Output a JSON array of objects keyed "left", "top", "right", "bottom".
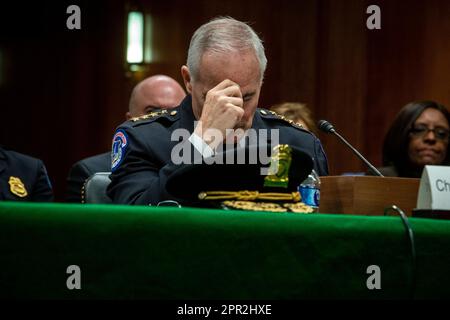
[{"left": 111, "top": 129, "right": 128, "bottom": 171}]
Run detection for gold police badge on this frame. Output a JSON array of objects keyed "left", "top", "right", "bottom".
[
  {"left": 9, "top": 176, "right": 28, "bottom": 198},
  {"left": 263, "top": 144, "right": 292, "bottom": 188}
]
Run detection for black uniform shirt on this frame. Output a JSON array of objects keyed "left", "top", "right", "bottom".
[
  {"left": 107, "top": 95, "right": 328, "bottom": 205},
  {"left": 0, "top": 147, "right": 53, "bottom": 202}
]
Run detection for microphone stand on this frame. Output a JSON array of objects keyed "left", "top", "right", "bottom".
[{"left": 331, "top": 131, "right": 384, "bottom": 177}]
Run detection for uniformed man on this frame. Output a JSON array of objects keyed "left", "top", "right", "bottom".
[
  {"left": 107, "top": 17, "right": 328, "bottom": 205},
  {"left": 0, "top": 146, "right": 53, "bottom": 202},
  {"left": 66, "top": 75, "right": 186, "bottom": 202}
]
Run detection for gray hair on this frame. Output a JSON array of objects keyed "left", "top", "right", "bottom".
[{"left": 186, "top": 17, "right": 267, "bottom": 82}]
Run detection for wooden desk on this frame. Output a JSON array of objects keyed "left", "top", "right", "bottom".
[{"left": 320, "top": 176, "right": 420, "bottom": 216}]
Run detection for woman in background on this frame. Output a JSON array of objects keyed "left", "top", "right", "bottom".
[
  {"left": 381, "top": 100, "right": 450, "bottom": 178},
  {"left": 271, "top": 102, "right": 319, "bottom": 136}
]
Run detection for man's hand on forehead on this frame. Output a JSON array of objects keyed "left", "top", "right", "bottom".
[
  {"left": 195, "top": 79, "right": 246, "bottom": 149},
  {"left": 204, "top": 79, "right": 244, "bottom": 111},
  {"left": 212, "top": 79, "right": 242, "bottom": 98}
]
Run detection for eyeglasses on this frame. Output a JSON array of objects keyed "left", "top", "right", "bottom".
[{"left": 409, "top": 124, "right": 450, "bottom": 141}]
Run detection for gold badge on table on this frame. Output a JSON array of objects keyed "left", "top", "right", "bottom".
[
  {"left": 221, "top": 200, "right": 314, "bottom": 213},
  {"left": 9, "top": 176, "right": 28, "bottom": 198},
  {"left": 264, "top": 144, "right": 292, "bottom": 188}
]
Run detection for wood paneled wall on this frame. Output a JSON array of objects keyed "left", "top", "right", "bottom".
[{"left": 1, "top": 0, "right": 449, "bottom": 200}]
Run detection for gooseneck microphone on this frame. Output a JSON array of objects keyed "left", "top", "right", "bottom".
[{"left": 318, "top": 120, "right": 384, "bottom": 177}]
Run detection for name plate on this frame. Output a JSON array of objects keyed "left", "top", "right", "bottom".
[{"left": 417, "top": 165, "right": 450, "bottom": 210}]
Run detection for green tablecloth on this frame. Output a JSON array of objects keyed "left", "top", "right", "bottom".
[{"left": 0, "top": 201, "right": 449, "bottom": 299}]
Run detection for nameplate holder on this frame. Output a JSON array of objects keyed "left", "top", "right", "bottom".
[{"left": 416, "top": 165, "right": 450, "bottom": 210}]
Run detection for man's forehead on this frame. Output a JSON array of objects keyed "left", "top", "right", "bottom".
[{"left": 197, "top": 50, "right": 261, "bottom": 88}]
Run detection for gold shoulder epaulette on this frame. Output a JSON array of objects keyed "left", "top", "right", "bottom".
[
  {"left": 259, "top": 109, "right": 304, "bottom": 129},
  {"left": 130, "top": 109, "right": 179, "bottom": 122}
]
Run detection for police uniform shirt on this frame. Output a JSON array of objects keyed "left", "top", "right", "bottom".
[
  {"left": 107, "top": 95, "right": 329, "bottom": 205},
  {"left": 0, "top": 147, "right": 53, "bottom": 202}
]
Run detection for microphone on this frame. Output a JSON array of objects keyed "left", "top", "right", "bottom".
[{"left": 318, "top": 120, "right": 384, "bottom": 177}]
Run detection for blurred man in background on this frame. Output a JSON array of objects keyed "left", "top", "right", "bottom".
[
  {"left": 66, "top": 75, "right": 186, "bottom": 202},
  {"left": 127, "top": 74, "right": 187, "bottom": 119}
]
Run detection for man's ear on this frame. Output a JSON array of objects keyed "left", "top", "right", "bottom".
[{"left": 181, "top": 66, "right": 192, "bottom": 94}]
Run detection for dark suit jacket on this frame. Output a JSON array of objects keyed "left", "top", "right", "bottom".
[
  {"left": 66, "top": 152, "right": 111, "bottom": 203},
  {"left": 0, "top": 147, "right": 53, "bottom": 202},
  {"left": 107, "top": 95, "right": 329, "bottom": 205}
]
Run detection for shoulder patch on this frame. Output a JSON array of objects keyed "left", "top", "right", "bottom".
[
  {"left": 130, "top": 109, "right": 179, "bottom": 124},
  {"left": 111, "top": 129, "right": 128, "bottom": 171},
  {"left": 259, "top": 109, "right": 306, "bottom": 130}
]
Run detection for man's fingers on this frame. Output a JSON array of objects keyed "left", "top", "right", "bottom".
[
  {"left": 226, "top": 103, "right": 245, "bottom": 121},
  {"left": 212, "top": 79, "right": 239, "bottom": 91},
  {"left": 220, "top": 96, "right": 243, "bottom": 108},
  {"left": 206, "top": 80, "right": 243, "bottom": 108},
  {"left": 217, "top": 84, "right": 243, "bottom": 99}
]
